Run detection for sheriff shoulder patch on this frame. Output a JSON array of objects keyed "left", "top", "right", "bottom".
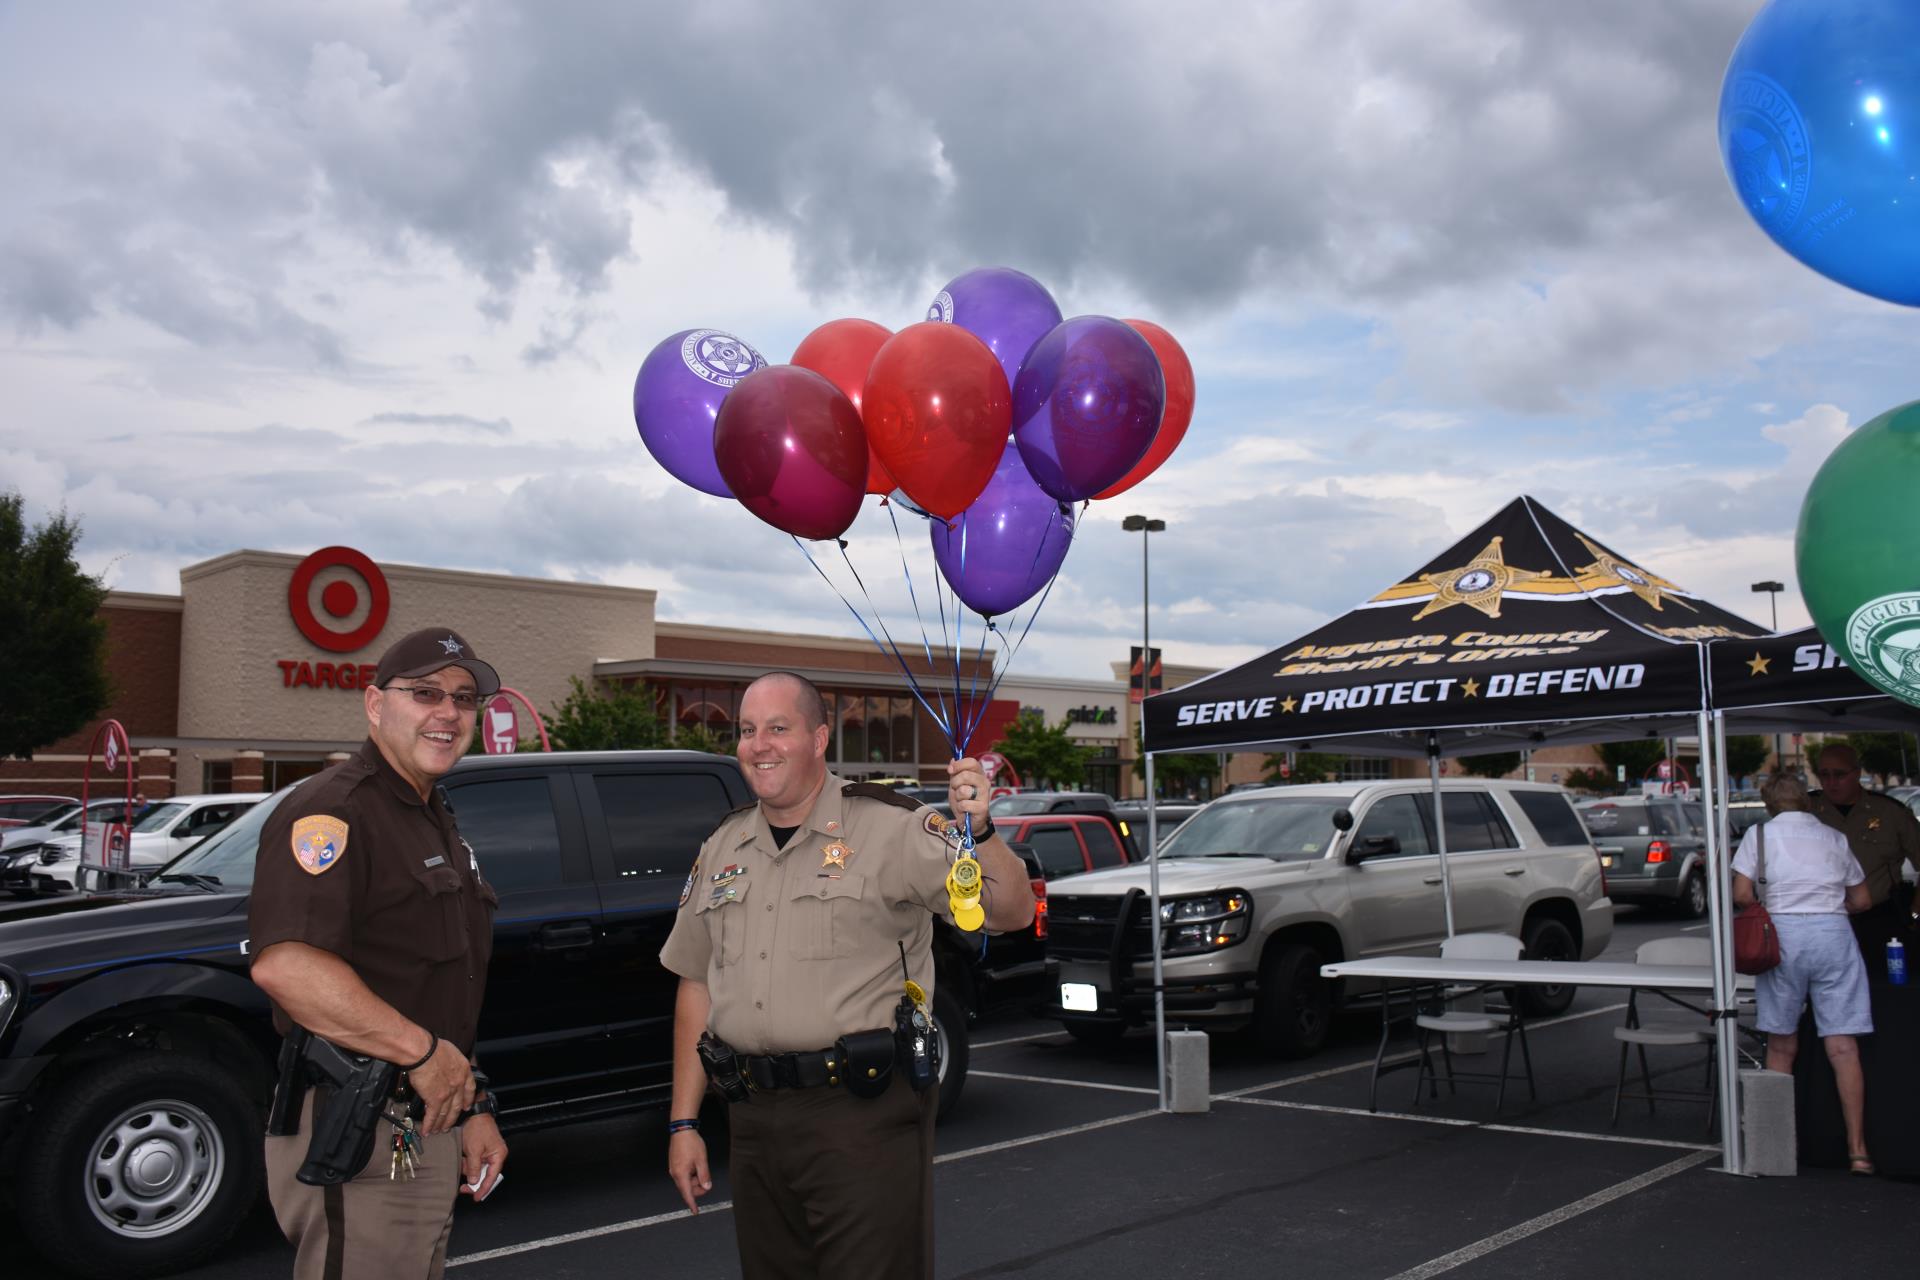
[
  {"left": 291, "top": 814, "right": 348, "bottom": 876},
  {"left": 679, "top": 858, "right": 699, "bottom": 908},
  {"left": 923, "top": 809, "right": 965, "bottom": 849}
]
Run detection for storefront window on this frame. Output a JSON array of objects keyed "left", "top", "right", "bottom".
[
  {"left": 202, "top": 759, "right": 233, "bottom": 794},
  {"left": 865, "top": 695, "right": 890, "bottom": 763},
  {"left": 264, "top": 759, "right": 327, "bottom": 792},
  {"left": 840, "top": 695, "right": 867, "bottom": 765},
  {"left": 890, "top": 697, "right": 915, "bottom": 764}
]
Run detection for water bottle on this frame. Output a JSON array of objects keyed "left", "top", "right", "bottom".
[{"left": 1889, "top": 937, "right": 1909, "bottom": 987}]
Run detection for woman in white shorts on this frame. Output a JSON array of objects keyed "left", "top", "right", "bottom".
[{"left": 1732, "top": 772, "right": 1874, "bottom": 1173}]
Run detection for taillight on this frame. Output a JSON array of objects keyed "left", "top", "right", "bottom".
[
  {"left": 1594, "top": 847, "right": 1608, "bottom": 895},
  {"left": 1646, "top": 840, "right": 1671, "bottom": 864},
  {"left": 1031, "top": 878, "right": 1048, "bottom": 939}
]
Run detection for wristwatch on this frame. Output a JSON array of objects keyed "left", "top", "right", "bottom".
[{"left": 462, "top": 1091, "right": 498, "bottom": 1121}]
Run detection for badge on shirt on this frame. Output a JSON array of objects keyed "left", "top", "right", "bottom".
[
  {"left": 821, "top": 840, "right": 852, "bottom": 871},
  {"left": 923, "top": 809, "right": 966, "bottom": 850},
  {"left": 290, "top": 815, "right": 348, "bottom": 876},
  {"left": 1868, "top": 817, "right": 1883, "bottom": 831},
  {"left": 679, "top": 858, "right": 699, "bottom": 908}
]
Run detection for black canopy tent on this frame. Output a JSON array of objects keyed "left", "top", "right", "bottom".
[
  {"left": 1707, "top": 627, "right": 1920, "bottom": 737},
  {"left": 1137, "top": 495, "right": 1776, "bottom": 1168}
]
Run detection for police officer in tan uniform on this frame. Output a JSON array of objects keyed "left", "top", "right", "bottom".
[
  {"left": 250, "top": 628, "right": 509, "bottom": 1280},
  {"left": 661, "top": 671, "right": 1034, "bottom": 1279},
  {"left": 1809, "top": 742, "right": 1920, "bottom": 958}
]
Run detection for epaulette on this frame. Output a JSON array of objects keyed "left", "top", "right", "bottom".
[
  {"left": 726, "top": 800, "right": 758, "bottom": 816},
  {"left": 843, "top": 781, "right": 927, "bottom": 811}
]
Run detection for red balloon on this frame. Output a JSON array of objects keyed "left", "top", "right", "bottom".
[
  {"left": 713, "top": 365, "right": 868, "bottom": 540},
  {"left": 1092, "top": 319, "right": 1196, "bottom": 500},
  {"left": 792, "top": 317, "right": 897, "bottom": 494},
  {"left": 862, "top": 322, "right": 1010, "bottom": 519}
]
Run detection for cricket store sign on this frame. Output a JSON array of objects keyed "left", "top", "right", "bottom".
[{"left": 280, "top": 546, "right": 392, "bottom": 691}]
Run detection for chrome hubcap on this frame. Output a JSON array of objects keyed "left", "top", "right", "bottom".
[{"left": 87, "top": 1099, "right": 224, "bottom": 1238}]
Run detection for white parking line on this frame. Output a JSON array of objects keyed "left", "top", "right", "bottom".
[
  {"left": 971, "top": 1030, "right": 1067, "bottom": 1049},
  {"left": 1378, "top": 1149, "right": 1717, "bottom": 1280},
  {"left": 446, "top": 1109, "right": 1163, "bottom": 1267},
  {"left": 1223, "top": 1095, "right": 1718, "bottom": 1153},
  {"left": 970, "top": 1069, "right": 1159, "bottom": 1096}
]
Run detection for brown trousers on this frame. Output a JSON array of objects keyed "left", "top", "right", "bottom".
[
  {"left": 728, "top": 1072, "right": 938, "bottom": 1280},
  {"left": 265, "top": 1092, "right": 462, "bottom": 1280}
]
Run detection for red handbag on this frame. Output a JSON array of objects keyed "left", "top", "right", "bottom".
[{"left": 1734, "top": 825, "right": 1781, "bottom": 976}]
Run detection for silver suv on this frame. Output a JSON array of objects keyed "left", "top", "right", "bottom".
[{"left": 1044, "top": 780, "right": 1613, "bottom": 1057}]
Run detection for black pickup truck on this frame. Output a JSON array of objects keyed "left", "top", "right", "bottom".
[{"left": 0, "top": 750, "right": 1047, "bottom": 1278}]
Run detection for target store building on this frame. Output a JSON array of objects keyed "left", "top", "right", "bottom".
[{"left": 2, "top": 546, "right": 1011, "bottom": 801}]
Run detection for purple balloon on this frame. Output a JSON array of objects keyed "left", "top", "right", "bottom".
[
  {"left": 1012, "top": 316, "right": 1164, "bottom": 502},
  {"left": 927, "top": 267, "right": 1062, "bottom": 397},
  {"left": 633, "top": 328, "right": 769, "bottom": 496},
  {"left": 931, "top": 446, "right": 1076, "bottom": 617}
]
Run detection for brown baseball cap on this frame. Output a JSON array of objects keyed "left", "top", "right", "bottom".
[{"left": 372, "top": 627, "right": 501, "bottom": 697}]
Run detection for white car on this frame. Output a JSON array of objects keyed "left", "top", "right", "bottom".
[
  {"left": 35, "top": 793, "right": 269, "bottom": 893},
  {"left": 1, "top": 798, "right": 140, "bottom": 897}
]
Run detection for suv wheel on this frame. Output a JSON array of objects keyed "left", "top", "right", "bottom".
[
  {"left": 1519, "top": 917, "right": 1579, "bottom": 1017},
  {"left": 1677, "top": 869, "right": 1709, "bottom": 921},
  {"left": 931, "top": 987, "right": 970, "bottom": 1123},
  {"left": 1252, "top": 942, "right": 1330, "bottom": 1059},
  {"left": 17, "top": 1052, "right": 263, "bottom": 1280}
]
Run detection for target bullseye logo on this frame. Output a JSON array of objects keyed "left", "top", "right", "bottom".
[{"left": 289, "top": 547, "right": 391, "bottom": 653}]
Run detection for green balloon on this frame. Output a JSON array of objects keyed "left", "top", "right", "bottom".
[{"left": 1796, "top": 400, "right": 1920, "bottom": 709}]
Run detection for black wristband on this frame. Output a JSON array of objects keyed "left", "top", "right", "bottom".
[
  {"left": 967, "top": 816, "right": 996, "bottom": 843},
  {"left": 461, "top": 1092, "right": 498, "bottom": 1122},
  {"left": 400, "top": 1033, "right": 438, "bottom": 1073},
  {"left": 667, "top": 1117, "right": 700, "bottom": 1134}
]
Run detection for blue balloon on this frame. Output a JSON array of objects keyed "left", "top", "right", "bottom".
[{"left": 1720, "top": 1, "right": 1920, "bottom": 305}]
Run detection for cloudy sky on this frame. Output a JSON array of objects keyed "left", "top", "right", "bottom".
[{"left": 4, "top": 0, "right": 1910, "bottom": 685}]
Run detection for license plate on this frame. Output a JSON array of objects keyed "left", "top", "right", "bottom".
[{"left": 1060, "top": 982, "right": 1098, "bottom": 1012}]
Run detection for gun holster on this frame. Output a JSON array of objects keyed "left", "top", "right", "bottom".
[
  {"left": 698, "top": 1032, "right": 751, "bottom": 1104},
  {"left": 837, "top": 1028, "right": 897, "bottom": 1100},
  {"left": 268, "top": 1026, "right": 402, "bottom": 1186}
]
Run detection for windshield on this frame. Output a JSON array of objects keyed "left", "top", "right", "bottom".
[
  {"left": 1158, "top": 796, "right": 1354, "bottom": 861},
  {"left": 132, "top": 802, "right": 190, "bottom": 833},
  {"left": 152, "top": 791, "right": 289, "bottom": 890},
  {"left": 990, "top": 796, "right": 1058, "bottom": 817},
  {"left": 27, "top": 803, "right": 81, "bottom": 830}
]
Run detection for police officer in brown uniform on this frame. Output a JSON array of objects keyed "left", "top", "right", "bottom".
[
  {"left": 1809, "top": 742, "right": 1920, "bottom": 958},
  {"left": 250, "top": 628, "right": 509, "bottom": 1280},
  {"left": 662, "top": 671, "right": 1034, "bottom": 1279}
]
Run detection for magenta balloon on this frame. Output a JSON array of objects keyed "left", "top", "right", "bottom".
[
  {"left": 930, "top": 447, "right": 1075, "bottom": 617},
  {"left": 713, "top": 365, "right": 868, "bottom": 540},
  {"left": 1012, "top": 315, "right": 1164, "bottom": 501},
  {"left": 633, "top": 327, "right": 768, "bottom": 496}
]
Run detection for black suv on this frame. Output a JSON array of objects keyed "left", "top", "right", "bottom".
[{"left": 0, "top": 751, "right": 1043, "bottom": 1278}]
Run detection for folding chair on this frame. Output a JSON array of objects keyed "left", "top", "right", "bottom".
[
  {"left": 1412, "top": 932, "right": 1535, "bottom": 1112},
  {"left": 1611, "top": 936, "right": 1717, "bottom": 1132}
]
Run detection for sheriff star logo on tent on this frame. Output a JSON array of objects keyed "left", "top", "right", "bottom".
[{"left": 1410, "top": 537, "right": 1551, "bottom": 621}]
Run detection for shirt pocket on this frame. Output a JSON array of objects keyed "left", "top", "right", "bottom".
[
  {"left": 787, "top": 874, "right": 867, "bottom": 961},
  {"left": 407, "top": 862, "right": 471, "bottom": 963},
  {"left": 694, "top": 874, "right": 753, "bottom": 966}
]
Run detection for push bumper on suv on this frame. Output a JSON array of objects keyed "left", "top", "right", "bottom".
[{"left": 1042, "top": 888, "right": 1258, "bottom": 1028}]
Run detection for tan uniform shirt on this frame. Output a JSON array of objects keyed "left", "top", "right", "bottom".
[
  {"left": 659, "top": 775, "right": 966, "bottom": 1054},
  {"left": 1810, "top": 790, "right": 1920, "bottom": 907}
]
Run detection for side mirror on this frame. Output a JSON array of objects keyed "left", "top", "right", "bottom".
[
  {"left": 1347, "top": 834, "right": 1401, "bottom": 862},
  {"left": 1332, "top": 808, "right": 1355, "bottom": 832}
]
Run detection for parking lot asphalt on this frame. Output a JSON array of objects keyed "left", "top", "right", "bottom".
[{"left": 8, "top": 909, "right": 1914, "bottom": 1279}]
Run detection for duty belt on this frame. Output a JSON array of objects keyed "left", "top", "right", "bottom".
[{"left": 741, "top": 1047, "right": 842, "bottom": 1090}]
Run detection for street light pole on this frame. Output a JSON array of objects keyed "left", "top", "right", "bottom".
[
  {"left": 1752, "top": 580, "right": 1785, "bottom": 774},
  {"left": 1123, "top": 513, "right": 1167, "bottom": 1110}
]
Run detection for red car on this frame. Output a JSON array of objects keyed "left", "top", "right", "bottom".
[
  {"left": 0, "top": 795, "right": 77, "bottom": 829},
  {"left": 999, "top": 812, "right": 1136, "bottom": 881}
]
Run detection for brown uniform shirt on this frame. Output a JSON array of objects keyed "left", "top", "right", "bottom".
[
  {"left": 248, "top": 739, "right": 498, "bottom": 1054},
  {"left": 1810, "top": 790, "right": 1920, "bottom": 907},
  {"left": 659, "top": 775, "right": 965, "bottom": 1054}
]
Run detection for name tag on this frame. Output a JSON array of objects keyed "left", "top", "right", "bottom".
[{"left": 423, "top": 855, "right": 446, "bottom": 868}]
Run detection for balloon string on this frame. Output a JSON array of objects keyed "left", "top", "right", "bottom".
[
  {"left": 832, "top": 537, "right": 959, "bottom": 744},
  {"left": 790, "top": 537, "right": 955, "bottom": 742},
  {"left": 885, "top": 501, "right": 953, "bottom": 737}
]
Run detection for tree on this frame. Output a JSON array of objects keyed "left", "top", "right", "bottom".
[
  {"left": 1262, "top": 751, "right": 1348, "bottom": 784},
  {"left": 545, "top": 677, "right": 671, "bottom": 751},
  {"left": 1593, "top": 739, "right": 1665, "bottom": 786},
  {"left": 675, "top": 723, "right": 736, "bottom": 756},
  {"left": 1560, "top": 766, "right": 1615, "bottom": 793},
  {"left": 1845, "top": 732, "right": 1912, "bottom": 782},
  {"left": 1131, "top": 723, "right": 1219, "bottom": 797},
  {"left": 1456, "top": 751, "right": 1521, "bottom": 779},
  {"left": 996, "top": 711, "right": 1091, "bottom": 790},
  {"left": 1721, "top": 735, "right": 1772, "bottom": 782},
  {"left": 0, "top": 494, "right": 110, "bottom": 758}
]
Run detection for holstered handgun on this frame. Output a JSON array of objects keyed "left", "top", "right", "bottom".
[
  {"left": 697, "top": 1032, "right": 751, "bottom": 1104},
  {"left": 268, "top": 1024, "right": 402, "bottom": 1186}
]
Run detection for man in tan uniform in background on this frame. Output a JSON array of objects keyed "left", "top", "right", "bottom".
[
  {"left": 1809, "top": 742, "right": 1920, "bottom": 960},
  {"left": 661, "top": 670, "right": 1034, "bottom": 1279}
]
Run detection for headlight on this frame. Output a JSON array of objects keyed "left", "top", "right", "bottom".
[
  {"left": 0, "top": 970, "right": 18, "bottom": 1038},
  {"left": 1157, "top": 891, "right": 1252, "bottom": 955}
]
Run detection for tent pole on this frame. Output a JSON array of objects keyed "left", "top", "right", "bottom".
[
  {"left": 1428, "top": 733, "right": 1455, "bottom": 937},
  {"left": 1700, "top": 709, "right": 1742, "bottom": 1174},
  {"left": 1147, "top": 750, "right": 1166, "bottom": 1112}
]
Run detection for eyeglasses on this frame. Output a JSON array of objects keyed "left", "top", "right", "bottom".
[
  {"left": 1815, "top": 769, "right": 1856, "bottom": 779},
  {"left": 387, "top": 684, "right": 480, "bottom": 712}
]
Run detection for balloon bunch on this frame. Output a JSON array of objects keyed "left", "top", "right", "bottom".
[{"left": 631, "top": 266, "right": 1196, "bottom": 751}]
